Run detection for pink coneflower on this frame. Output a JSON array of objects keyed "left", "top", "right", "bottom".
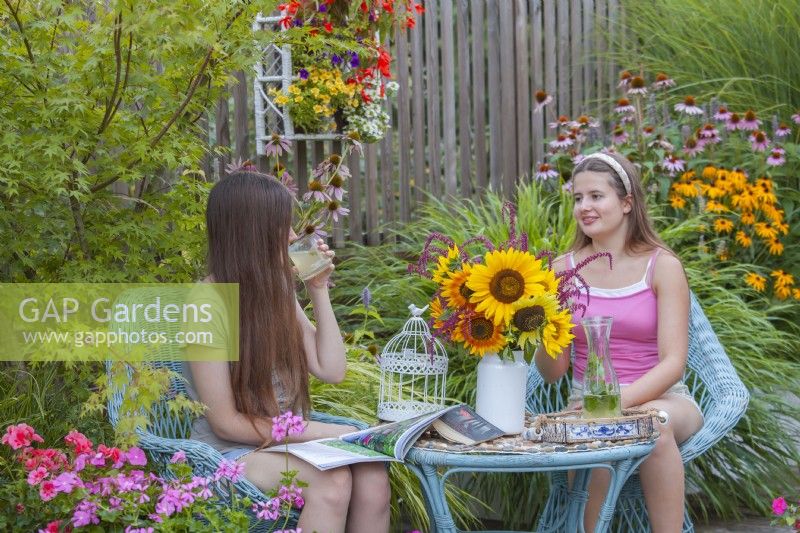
[
  {"left": 548, "top": 115, "right": 570, "bottom": 129},
  {"left": 663, "top": 154, "right": 685, "bottom": 175},
  {"left": 535, "top": 162, "right": 559, "bottom": 181},
  {"left": 614, "top": 98, "right": 635, "bottom": 114},
  {"left": 767, "top": 149, "right": 786, "bottom": 166},
  {"left": 725, "top": 113, "right": 742, "bottom": 131},
  {"left": 698, "top": 123, "right": 719, "bottom": 139},
  {"left": 792, "top": 111, "right": 800, "bottom": 124},
  {"left": 326, "top": 200, "right": 350, "bottom": 222},
  {"left": 533, "top": 90, "right": 553, "bottom": 113},
  {"left": 562, "top": 180, "right": 573, "bottom": 192},
  {"left": 713, "top": 107, "right": 732, "bottom": 121},
  {"left": 740, "top": 110, "right": 761, "bottom": 131},
  {"left": 675, "top": 96, "right": 703, "bottom": 115},
  {"left": 303, "top": 179, "right": 330, "bottom": 202},
  {"left": 611, "top": 126, "right": 629, "bottom": 144},
  {"left": 683, "top": 137, "right": 703, "bottom": 157},
  {"left": 549, "top": 134, "right": 574, "bottom": 150},
  {"left": 775, "top": 123, "right": 791, "bottom": 137},
  {"left": 620, "top": 114, "right": 636, "bottom": 124},
  {"left": 570, "top": 115, "right": 599, "bottom": 129},
  {"left": 749, "top": 131, "right": 770, "bottom": 151},
  {"left": 617, "top": 70, "right": 633, "bottom": 88},
  {"left": 627, "top": 76, "right": 648, "bottom": 95},
  {"left": 642, "top": 125, "right": 655, "bottom": 138},
  {"left": 302, "top": 223, "right": 329, "bottom": 240},
  {"left": 325, "top": 173, "right": 346, "bottom": 200},
  {"left": 653, "top": 72, "right": 675, "bottom": 90},
  {"left": 265, "top": 133, "right": 292, "bottom": 157},
  {"left": 648, "top": 135, "right": 674, "bottom": 152}
]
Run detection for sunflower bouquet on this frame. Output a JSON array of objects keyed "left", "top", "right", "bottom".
[{"left": 409, "top": 203, "right": 599, "bottom": 360}]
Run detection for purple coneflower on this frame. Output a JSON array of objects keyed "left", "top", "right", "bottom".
[
  {"left": 767, "top": 149, "right": 786, "bottom": 167},
  {"left": 548, "top": 115, "right": 570, "bottom": 129},
  {"left": 792, "top": 111, "right": 800, "bottom": 125},
  {"left": 683, "top": 137, "right": 703, "bottom": 157},
  {"left": 642, "top": 125, "right": 655, "bottom": 138},
  {"left": 326, "top": 200, "right": 350, "bottom": 222},
  {"left": 627, "top": 76, "right": 648, "bottom": 95},
  {"left": 725, "top": 113, "right": 742, "bottom": 131},
  {"left": 572, "top": 154, "right": 586, "bottom": 166},
  {"left": 303, "top": 179, "right": 330, "bottom": 202},
  {"left": 303, "top": 223, "right": 328, "bottom": 240},
  {"left": 674, "top": 96, "right": 703, "bottom": 115},
  {"left": 224, "top": 158, "right": 258, "bottom": 174},
  {"left": 611, "top": 126, "right": 629, "bottom": 145},
  {"left": 663, "top": 155, "right": 686, "bottom": 175},
  {"left": 749, "top": 131, "right": 770, "bottom": 152},
  {"left": 740, "top": 110, "right": 761, "bottom": 131},
  {"left": 325, "top": 173, "right": 346, "bottom": 200},
  {"left": 653, "top": 72, "right": 675, "bottom": 90},
  {"left": 775, "top": 123, "right": 791, "bottom": 138},
  {"left": 298, "top": 68, "right": 309, "bottom": 80},
  {"left": 713, "top": 107, "right": 732, "bottom": 121},
  {"left": 562, "top": 180, "right": 573, "bottom": 192},
  {"left": 535, "top": 162, "right": 559, "bottom": 181},
  {"left": 620, "top": 114, "right": 636, "bottom": 124},
  {"left": 533, "top": 90, "right": 553, "bottom": 113},
  {"left": 549, "top": 134, "right": 574, "bottom": 150},
  {"left": 648, "top": 135, "right": 674, "bottom": 152},
  {"left": 617, "top": 70, "right": 632, "bottom": 88},
  {"left": 265, "top": 133, "right": 292, "bottom": 157},
  {"left": 614, "top": 98, "right": 635, "bottom": 114},
  {"left": 279, "top": 171, "right": 299, "bottom": 197},
  {"left": 698, "top": 123, "right": 719, "bottom": 139},
  {"left": 570, "top": 115, "right": 599, "bottom": 129}
]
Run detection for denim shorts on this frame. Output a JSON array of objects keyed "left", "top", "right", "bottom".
[
  {"left": 569, "top": 380, "right": 704, "bottom": 421},
  {"left": 221, "top": 447, "right": 256, "bottom": 461}
]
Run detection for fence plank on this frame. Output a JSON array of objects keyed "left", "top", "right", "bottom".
[
  {"left": 216, "top": 94, "right": 230, "bottom": 179},
  {"left": 380, "top": 97, "right": 395, "bottom": 243},
  {"left": 295, "top": 141, "right": 308, "bottom": 195},
  {"left": 486, "top": 1, "right": 502, "bottom": 193},
  {"left": 457, "top": 0, "right": 472, "bottom": 199},
  {"left": 530, "top": 0, "right": 544, "bottom": 166},
  {"left": 499, "top": 1, "right": 516, "bottom": 195},
  {"left": 440, "top": 0, "right": 457, "bottom": 196},
  {"left": 608, "top": 0, "right": 619, "bottom": 101},
  {"left": 232, "top": 70, "right": 249, "bottom": 161},
  {"left": 544, "top": 0, "right": 557, "bottom": 120},
  {"left": 583, "top": 0, "right": 594, "bottom": 115},
  {"left": 365, "top": 144, "right": 379, "bottom": 246},
  {"left": 471, "top": 0, "right": 487, "bottom": 192},
  {"left": 595, "top": 0, "right": 607, "bottom": 121},
  {"left": 410, "top": 19, "right": 426, "bottom": 206},
  {"left": 570, "top": 0, "right": 583, "bottom": 117},
  {"left": 557, "top": 0, "right": 570, "bottom": 118},
  {"left": 514, "top": 0, "right": 530, "bottom": 182},
  {"left": 348, "top": 150, "right": 362, "bottom": 243},
  {"left": 425, "top": 0, "right": 442, "bottom": 196},
  {"left": 396, "top": 24, "right": 412, "bottom": 222}
]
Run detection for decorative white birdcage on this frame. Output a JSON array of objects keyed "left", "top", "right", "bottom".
[
  {"left": 377, "top": 304, "right": 449, "bottom": 422},
  {"left": 252, "top": 14, "right": 340, "bottom": 155}
]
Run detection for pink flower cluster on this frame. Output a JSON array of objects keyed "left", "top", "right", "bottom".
[
  {"left": 252, "top": 483, "right": 305, "bottom": 521},
  {"left": 271, "top": 411, "right": 307, "bottom": 443},
  {"left": 771, "top": 495, "right": 800, "bottom": 531}
]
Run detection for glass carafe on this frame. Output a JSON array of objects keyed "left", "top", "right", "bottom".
[{"left": 581, "top": 316, "right": 622, "bottom": 419}]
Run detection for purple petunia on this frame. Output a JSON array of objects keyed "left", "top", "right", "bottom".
[
  {"left": 298, "top": 68, "right": 309, "bottom": 80},
  {"left": 349, "top": 52, "right": 360, "bottom": 68},
  {"left": 331, "top": 53, "right": 343, "bottom": 66}
]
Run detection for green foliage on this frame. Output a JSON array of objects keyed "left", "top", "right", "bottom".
[
  {"left": 0, "top": 0, "right": 277, "bottom": 282},
  {"left": 615, "top": 0, "right": 800, "bottom": 114}
]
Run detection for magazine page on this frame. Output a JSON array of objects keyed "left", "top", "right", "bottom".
[
  {"left": 263, "top": 439, "right": 398, "bottom": 471},
  {"left": 341, "top": 405, "right": 461, "bottom": 460}
]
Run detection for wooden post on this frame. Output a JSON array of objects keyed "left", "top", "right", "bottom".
[
  {"left": 457, "top": 0, "right": 472, "bottom": 199},
  {"left": 471, "top": 0, "right": 487, "bottom": 194},
  {"left": 441, "top": 0, "right": 457, "bottom": 197},
  {"left": 216, "top": 93, "right": 231, "bottom": 179}
]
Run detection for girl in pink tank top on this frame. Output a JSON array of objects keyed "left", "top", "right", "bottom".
[{"left": 534, "top": 152, "right": 704, "bottom": 532}]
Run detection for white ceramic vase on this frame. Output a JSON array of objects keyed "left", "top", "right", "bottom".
[{"left": 475, "top": 351, "right": 528, "bottom": 434}]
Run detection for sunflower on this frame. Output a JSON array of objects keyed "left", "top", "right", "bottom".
[
  {"left": 430, "top": 295, "right": 446, "bottom": 330},
  {"left": 441, "top": 263, "right": 474, "bottom": 309},
  {"left": 466, "top": 249, "right": 549, "bottom": 326},
  {"left": 432, "top": 245, "right": 460, "bottom": 284},
  {"left": 511, "top": 294, "right": 559, "bottom": 348},
  {"left": 540, "top": 310, "right": 575, "bottom": 358},
  {"left": 452, "top": 313, "right": 507, "bottom": 356}
]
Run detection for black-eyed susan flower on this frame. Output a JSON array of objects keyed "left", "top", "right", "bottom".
[
  {"left": 770, "top": 270, "right": 794, "bottom": 289},
  {"left": 452, "top": 313, "right": 507, "bottom": 356},
  {"left": 745, "top": 272, "right": 767, "bottom": 292},
  {"left": 713, "top": 218, "right": 734, "bottom": 234},
  {"left": 775, "top": 285, "right": 791, "bottom": 300},
  {"left": 540, "top": 310, "right": 575, "bottom": 358},
  {"left": 754, "top": 222, "right": 778, "bottom": 240},
  {"left": 511, "top": 294, "right": 559, "bottom": 349},
  {"left": 731, "top": 189, "right": 758, "bottom": 211},
  {"left": 767, "top": 238, "right": 784, "bottom": 256},
  {"left": 735, "top": 231, "right": 752, "bottom": 247},
  {"left": 701, "top": 165, "right": 718, "bottom": 180},
  {"left": 740, "top": 211, "right": 756, "bottom": 226},
  {"left": 669, "top": 195, "right": 686, "bottom": 209},
  {"left": 467, "top": 249, "right": 549, "bottom": 326},
  {"left": 441, "top": 263, "right": 474, "bottom": 309},
  {"left": 793, "top": 288, "right": 800, "bottom": 300},
  {"left": 761, "top": 204, "right": 783, "bottom": 224},
  {"left": 705, "top": 200, "right": 727, "bottom": 214}
]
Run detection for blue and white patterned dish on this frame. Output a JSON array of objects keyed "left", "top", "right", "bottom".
[{"left": 522, "top": 409, "right": 665, "bottom": 444}]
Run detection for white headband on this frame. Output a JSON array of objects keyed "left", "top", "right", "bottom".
[{"left": 577, "top": 153, "right": 632, "bottom": 195}]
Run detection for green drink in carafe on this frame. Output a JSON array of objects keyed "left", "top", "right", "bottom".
[{"left": 581, "top": 317, "right": 622, "bottom": 419}]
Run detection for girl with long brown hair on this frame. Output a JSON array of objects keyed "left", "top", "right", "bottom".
[
  {"left": 185, "top": 172, "right": 390, "bottom": 533},
  {"left": 535, "top": 152, "right": 704, "bottom": 532}
]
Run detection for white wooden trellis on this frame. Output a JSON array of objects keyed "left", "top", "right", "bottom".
[{"left": 252, "top": 14, "right": 339, "bottom": 156}]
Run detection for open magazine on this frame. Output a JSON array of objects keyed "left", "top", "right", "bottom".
[{"left": 264, "top": 404, "right": 505, "bottom": 470}]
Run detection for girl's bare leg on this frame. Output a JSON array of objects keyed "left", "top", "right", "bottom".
[{"left": 345, "top": 462, "right": 391, "bottom": 533}]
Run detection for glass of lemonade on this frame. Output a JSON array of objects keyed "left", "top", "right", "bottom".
[{"left": 288, "top": 234, "right": 332, "bottom": 281}]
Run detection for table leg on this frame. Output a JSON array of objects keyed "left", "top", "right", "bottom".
[
  {"left": 593, "top": 454, "right": 651, "bottom": 533},
  {"left": 404, "top": 463, "right": 459, "bottom": 533},
  {"left": 566, "top": 468, "right": 591, "bottom": 533}
]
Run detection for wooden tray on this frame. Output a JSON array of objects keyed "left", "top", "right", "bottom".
[{"left": 522, "top": 408, "right": 667, "bottom": 444}]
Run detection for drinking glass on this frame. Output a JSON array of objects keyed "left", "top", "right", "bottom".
[{"left": 288, "top": 234, "right": 332, "bottom": 281}]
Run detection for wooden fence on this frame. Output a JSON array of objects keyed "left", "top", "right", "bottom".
[{"left": 210, "top": 0, "right": 622, "bottom": 246}]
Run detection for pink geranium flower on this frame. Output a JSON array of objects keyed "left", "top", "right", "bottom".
[
  {"left": 272, "top": 411, "right": 306, "bottom": 443},
  {"left": 2, "top": 423, "right": 44, "bottom": 450},
  {"left": 39, "top": 480, "right": 57, "bottom": 501},
  {"left": 170, "top": 450, "right": 187, "bottom": 464},
  {"left": 27, "top": 466, "right": 48, "bottom": 486},
  {"left": 38, "top": 521, "right": 62, "bottom": 533},
  {"left": 214, "top": 459, "right": 246, "bottom": 483},
  {"left": 772, "top": 496, "right": 787, "bottom": 515},
  {"left": 65, "top": 430, "right": 93, "bottom": 454}
]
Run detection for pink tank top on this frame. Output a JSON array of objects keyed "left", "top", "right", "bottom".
[{"left": 569, "top": 249, "right": 661, "bottom": 385}]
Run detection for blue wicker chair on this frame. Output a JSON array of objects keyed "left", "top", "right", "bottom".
[
  {"left": 527, "top": 292, "right": 750, "bottom": 532},
  {"left": 106, "top": 287, "right": 367, "bottom": 530}
]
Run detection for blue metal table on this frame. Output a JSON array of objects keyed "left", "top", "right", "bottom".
[{"left": 404, "top": 436, "right": 657, "bottom": 533}]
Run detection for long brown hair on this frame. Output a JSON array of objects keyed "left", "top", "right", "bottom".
[
  {"left": 206, "top": 172, "right": 310, "bottom": 427},
  {"left": 569, "top": 152, "right": 671, "bottom": 255}
]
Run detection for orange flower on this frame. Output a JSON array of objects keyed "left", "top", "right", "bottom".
[
  {"left": 793, "top": 288, "right": 800, "bottom": 300},
  {"left": 735, "top": 231, "right": 752, "bottom": 247},
  {"left": 740, "top": 211, "right": 756, "bottom": 225},
  {"left": 669, "top": 195, "right": 686, "bottom": 209},
  {"left": 713, "top": 218, "right": 734, "bottom": 234},
  {"left": 744, "top": 272, "right": 767, "bottom": 292},
  {"left": 767, "top": 238, "right": 784, "bottom": 256}
]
